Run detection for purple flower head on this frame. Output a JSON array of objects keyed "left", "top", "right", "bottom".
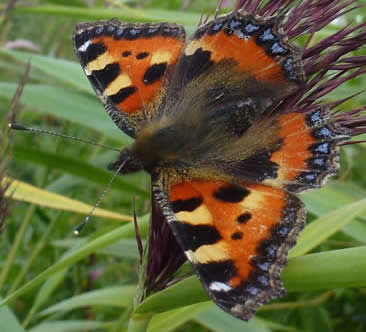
[{"left": 237, "top": 0, "right": 366, "bottom": 142}]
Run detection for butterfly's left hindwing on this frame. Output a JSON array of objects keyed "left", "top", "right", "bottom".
[{"left": 153, "top": 175, "right": 305, "bottom": 320}]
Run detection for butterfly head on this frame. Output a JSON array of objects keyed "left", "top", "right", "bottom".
[{"left": 108, "top": 118, "right": 190, "bottom": 174}]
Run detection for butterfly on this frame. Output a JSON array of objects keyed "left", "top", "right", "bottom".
[{"left": 72, "top": 10, "right": 350, "bottom": 320}]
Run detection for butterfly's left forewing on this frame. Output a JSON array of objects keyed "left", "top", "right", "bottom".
[
  {"left": 153, "top": 175, "right": 305, "bottom": 320},
  {"left": 73, "top": 19, "right": 185, "bottom": 137}
]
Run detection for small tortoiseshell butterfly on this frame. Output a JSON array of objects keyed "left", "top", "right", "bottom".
[{"left": 73, "top": 10, "right": 350, "bottom": 320}]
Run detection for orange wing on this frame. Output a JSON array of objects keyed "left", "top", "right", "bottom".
[
  {"left": 185, "top": 14, "right": 302, "bottom": 85},
  {"left": 263, "top": 107, "right": 350, "bottom": 192},
  {"left": 164, "top": 10, "right": 304, "bottom": 116},
  {"left": 73, "top": 19, "right": 185, "bottom": 137},
  {"left": 210, "top": 107, "right": 350, "bottom": 193},
  {"left": 153, "top": 177, "right": 305, "bottom": 320}
]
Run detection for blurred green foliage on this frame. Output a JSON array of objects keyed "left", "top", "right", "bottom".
[{"left": 0, "top": 1, "right": 365, "bottom": 332}]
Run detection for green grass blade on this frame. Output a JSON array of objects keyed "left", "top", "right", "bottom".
[
  {"left": 343, "top": 220, "right": 366, "bottom": 244},
  {"left": 52, "top": 238, "right": 142, "bottom": 258},
  {"left": 146, "top": 302, "right": 212, "bottom": 332},
  {"left": 194, "top": 306, "right": 271, "bottom": 332},
  {"left": 127, "top": 314, "right": 152, "bottom": 332},
  {"left": 28, "top": 320, "right": 110, "bottom": 332},
  {"left": 135, "top": 275, "right": 206, "bottom": 315},
  {"left": 302, "top": 181, "right": 366, "bottom": 218},
  {"left": 283, "top": 246, "right": 366, "bottom": 292},
  {"left": 40, "top": 286, "right": 136, "bottom": 316},
  {"left": 0, "top": 215, "right": 149, "bottom": 307},
  {"left": 135, "top": 246, "right": 366, "bottom": 315},
  {"left": 16, "top": 5, "right": 201, "bottom": 25},
  {"left": 23, "top": 240, "right": 94, "bottom": 327},
  {"left": 0, "top": 83, "right": 125, "bottom": 140},
  {"left": 290, "top": 197, "right": 366, "bottom": 257},
  {"left": 0, "top": 205, "right": 35, "bottom": 290},
  {"left": 254, "top": 317, "right": 297, "bottom": 332},
  {"left": 0, "top": 301, "right": 25, "bottom": 332},
  {"left": 8, "top": 218, "right": 58, "bottom": 294},
  {"left": 12, "top": 145, "right": 148, "bottom": 197},
  {"left": 23, "top": 270, "right": 69, "bottom": 327},
  {"left": 301, "top": 181, "right": 366, "bottom": 243},
  {"left": 0, "top": 49, "right": 92, "bottom": 94},
  {"left": 4, "top": 177, "right": 133, "bottom": 221},
  {"left": 43, "top": 0, "right": 87, "bottom": 7}
]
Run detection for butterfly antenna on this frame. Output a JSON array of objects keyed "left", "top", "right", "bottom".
[
  {"left": 74, "top": 159, "right": 127, "bottom": 235},
  {"left": 9, "top": 123, "right": 120, "bottom": 152}
]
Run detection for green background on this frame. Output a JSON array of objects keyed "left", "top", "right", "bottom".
[{"left": 0, "top": 1, "right": 366, "bottom": 331}]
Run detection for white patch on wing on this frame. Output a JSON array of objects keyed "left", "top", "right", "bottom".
[
  {"left": 104, "top": 73, "right": 132, "bottom": 95},
  {"left": 184, "top": 250, "right": 198, "bottom": 264},
  {"left": 209, "top": 281, "right": 232, "bottom": 292},
  {"left": 78, "top": 40, "right": 91, "bottom": 53}
]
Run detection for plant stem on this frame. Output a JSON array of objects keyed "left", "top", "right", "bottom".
[
  {"left": 127, "top": 314, "right": 152, "bottom": 332},
  {"left": 111, "top": 306, "right": 132, "bottom": 332}
]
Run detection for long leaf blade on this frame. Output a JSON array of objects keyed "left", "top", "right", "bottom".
[
  {"left": 135, "top": 246, "right": 366, "bottom": 315},
  {"left": 194, "top": 306, "right": 271, "bottom": 332},
  {"left": 16, "top": 5, "right": 201, "bottom": 25},
  {"left": 0, "top": 216, "right": 149, "bottom": 307},
  {"left": 40, "top": 286, "right": 136, "bottom": 316},
  {"left": 290, "top": 197, "right": 366, "bottom": 257},
  {"left": 4, "top": 177, "right": 133, "bottom": 221},
  {"left": 12, "top": 145, "right": 148, "bottom": 197},
  {"left": 0, "top": 83, "right": 124, "bottom": 140},
  {"left": 0, "top": 49, "right": 92, "bottom": 94}
]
